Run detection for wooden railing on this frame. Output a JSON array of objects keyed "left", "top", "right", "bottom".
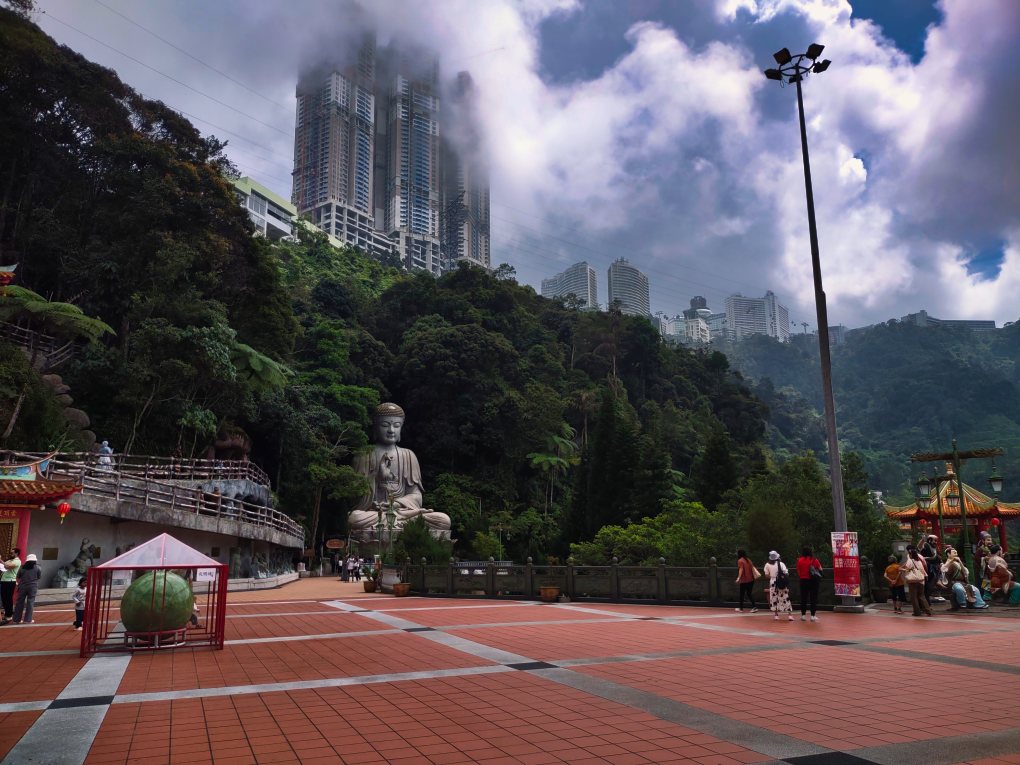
[
  {"left": 23, "top": 452, "right": 272, "bottom": 488},
  {"left": 1, "top": 323, "right": 75, "bottom": 369},
  {"left": 23, "top": 453, "right": 302, "bottom": 542}
]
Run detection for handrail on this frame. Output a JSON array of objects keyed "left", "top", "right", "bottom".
[
  {"left": 17, "top": 451, "right": 272, "bottom": 488},
  {"left": 28, "top": 455, "right": 303, "bottom": 542}
]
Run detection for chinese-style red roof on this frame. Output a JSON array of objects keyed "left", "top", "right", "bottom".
[
  {"left": 885, "top": 477, "right": 1020, "bottom": 521},
  {"left": 0, "top": 479, "right": 81, "bottom": 505}
]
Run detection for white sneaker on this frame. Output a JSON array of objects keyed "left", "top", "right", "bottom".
[
  {"left": 735, "top": 608, "right": 743, "bottom": 612},
  {"left": 774, "top": 614, "right": 779, "bottom": 620},
  {"left": 811, "top": 615, "right": 819, "bottom": 622},
  {"left": 800, "top": 614, "right": 807, "bottom": 621},
  {"left": 787, "top": 614, "right": 795, "bottom": 621},
  {"left": 750, "top": 608, "right": 759, "bottom": 613}
]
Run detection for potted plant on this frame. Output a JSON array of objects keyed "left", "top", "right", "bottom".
[
  {"left": 539, "top": 585, "right": 560, "bottom": 603},
  {"left": 392, "top": 577, "right": 412, "bottom": 597},
  {"left": 362, "top": 564, "right": 380, "bottom": 593}
]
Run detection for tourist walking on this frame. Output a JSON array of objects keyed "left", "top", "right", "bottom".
[
  {"left": 883, "top": 555, "right": 905, "bottom": 614},
  {"left": 97, "top": 440, "right": 114, "bottom": 469},
  {"left": 12, "top": 554, "right": 41, "bottom": 624},
  {"left": 903, "top": 545, "right": 932, "bottom": 616},
  {"left": 734, "top": 550, "right": 759, "bottom": 613},
  {"left": 0, "top": 548, "right": 21, "bottom": 624},
  {"left": 763, "top": 551, "right": 794, "bottom": 621},
  {"left": 72, "top": 577, "right": 86, "bottom": 630},
  {"left": 351, "top": 557, "right": 361, "bottom": 581},
  {"left": 346, "top": 556, "right": 359, "bottom": 582},
  {"left": 796, "top": 546, "right": 823, "bottom": 621}
]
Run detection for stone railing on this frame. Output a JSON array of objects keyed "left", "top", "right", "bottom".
[
  {"left": 28, "top": 453, "right": 302, "bottom": 542},
  {"left": 24, "top": 451, "right": 272, "bottom": 488},
  {"left": 400, "top": 556, "right": 876, "bottom": 607}
]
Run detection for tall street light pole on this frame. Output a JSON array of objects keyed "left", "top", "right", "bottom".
[{"left": 764, "top": 47, "right": 853, "bottom": 608}]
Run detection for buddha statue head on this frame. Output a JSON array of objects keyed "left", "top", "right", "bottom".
[{"left": 374, "top": 402, "right": 406, "bottom": 445}]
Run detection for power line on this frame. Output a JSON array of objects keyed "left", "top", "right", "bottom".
[
  {"left": 89, "top": 0, "right": 291, "bottom": 110},
  {"left": 39, "top": 8, "right": 291, "bottom": 136}
]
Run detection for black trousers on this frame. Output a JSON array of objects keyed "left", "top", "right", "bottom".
[
  {"left": 800, "top": 577, "right": 819, "bottom": 615},
  {"left": 738, "top": 581, "right": 756, "bottom": 609},
  {"left": 0, "top": 581, "right": 14, "bottom": 617}
]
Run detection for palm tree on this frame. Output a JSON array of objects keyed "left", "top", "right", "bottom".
[
  {"left": 528, "top": 423, "right": 579, "bottom": 517},
  {"left": 1, "top": 286, "right": 113, "bottom": 441}
]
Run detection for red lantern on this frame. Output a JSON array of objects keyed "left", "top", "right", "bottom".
[
  {"left": 990, "top": 517, "right": 1001, "bottom": 527},
  {"left": 57, "top": 501, "right": 71, "bottom": 524}
]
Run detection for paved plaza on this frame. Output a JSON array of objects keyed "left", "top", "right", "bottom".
[{"left": 0, "top": 580, "right": 1018, "bottom": 765}]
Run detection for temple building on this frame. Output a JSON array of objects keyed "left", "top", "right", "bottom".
[
  {"left": 0, "top": 453, "right": 81, "bottom": 559},
  {"left": 884, "top": 468, "right": 1018, "bottom": 551}
]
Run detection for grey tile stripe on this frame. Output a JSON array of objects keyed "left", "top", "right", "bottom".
[
  {"left": 338, "top": 600, "right": 828, "bottom": 761},
  {"left": 849, "top": 642, "right": 1020, "bottom": 675},
  {"left": 534, "top": 666, "right": 829, "bottom": 760},
  {"left": 2, "top": 654, "right": 130, "bottom": 765},
  {"left": 0, "top": 649, "right": 79, "bottom": 658},
  {"left": 112, "top": 664, "right": 511, "bottom": 705},
  {"left": 852, "top": 728, "right": 1020, "bottom": 765},
  {"left": 224, "top": 628, "right": 402, "bottom": 645}
]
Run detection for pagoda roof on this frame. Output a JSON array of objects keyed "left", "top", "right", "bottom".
[
  {"left": 0, "top": 478, "right": 81, "bottom": 506},
  {"left": 96, "top": 533, "right": 221, "bottom": 569},
  {"left": 885, "top": 477, "right": 1020, "bottom": 520},
  {"left": 0, "top": 452, "right": 55, "bottom": 481}
]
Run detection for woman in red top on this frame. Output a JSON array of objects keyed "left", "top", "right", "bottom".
[
  {"left": 735, "top": 550, "right": 759, "bottom": 613},
  {"left": 796, "top": 546, "right": 823, "bottom": 621}
]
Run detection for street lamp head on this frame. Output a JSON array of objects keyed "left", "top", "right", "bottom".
[
  {"left": 764, "top": 68, "right": 783, "bottom": 81},
  {"left": 989, "top": 465, "right": 1003, "bottom": 495},
  {"left": 915, "top": 473, "right": 931, "bottom": 497},
  {"left": 946, "top": 491, "right": 961, "bottom": 509},
  {"left": 917, "top": 495, "right": 933, "bottom": 510},
  {"left": 773, "top": 47, "right": 792, "bottom": 65},
  {"left": 806, "top": 43, "right": 825, "bottom": 60},
  {"left": 812, "top": 59, "right": 831, "bottom": 74}
]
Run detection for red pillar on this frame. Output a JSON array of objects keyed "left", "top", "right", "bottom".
[{"left": 15, "top": 508, "right": 30, "bottom": 559}]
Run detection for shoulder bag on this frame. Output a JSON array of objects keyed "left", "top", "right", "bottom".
[{"left": 775, "top": 563, "right": 790, "bottom": 590}]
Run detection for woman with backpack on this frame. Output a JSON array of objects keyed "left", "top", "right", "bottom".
[
  {"left": 796, "top": 546, "right": 823, "bottom": 622},
  {"left": 903, "top": 544, "right": 932, "bottom": 617},
  {"left": 763, "top": 551, "right": 793, "bottom": 621}
]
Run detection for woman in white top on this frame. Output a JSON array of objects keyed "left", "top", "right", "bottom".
[{"left": 762, "top": 551, "right": 794, "bottom": 621}]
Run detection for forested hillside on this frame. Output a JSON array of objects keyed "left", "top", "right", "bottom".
[
  {"left": 725, "top": 322, "right": 1020, "bottom": 503},
  {"left": 1, "top": 9, "right": 902, "bottom": 565}
]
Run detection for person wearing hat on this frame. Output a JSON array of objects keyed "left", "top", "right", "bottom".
[
  {"left": 918, "top": 534, "right": 943, "bottom": 603},
  {"left": 12, "top": 553, "right": 41, "bottom": 624},
  {"left": 762, "top": 551, "right": 794, "bottom": 621}
]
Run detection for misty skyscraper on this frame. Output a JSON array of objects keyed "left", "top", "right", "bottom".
[{"left": 292, "top": 35, "right": 490, "bottom": 274}]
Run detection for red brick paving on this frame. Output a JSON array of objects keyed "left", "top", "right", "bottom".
[
  {"left": 446, "top": 619, "right": 788, "bottom": 661},
  {"left": 3, "top": 580, "right": 1017, "bottom": 765},
  {"left": 117, "top": 632, "right": 492, "bottom": 694}
]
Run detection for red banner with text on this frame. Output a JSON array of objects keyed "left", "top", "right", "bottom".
[{"left": 830, "top": 531, "right": 861, "bottom": 597}]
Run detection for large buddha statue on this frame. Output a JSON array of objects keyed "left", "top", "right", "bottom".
[{"left": 347, "top": 403, "right": 451, "bottom": 540}]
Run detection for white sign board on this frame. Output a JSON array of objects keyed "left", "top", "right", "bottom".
[{"left": 195, "top": 568, "right": 217, "bottom": 582}]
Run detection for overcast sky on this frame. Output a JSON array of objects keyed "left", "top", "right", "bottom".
[{"left": 32, "top": 0, "right": 1020, "bottom": 329}]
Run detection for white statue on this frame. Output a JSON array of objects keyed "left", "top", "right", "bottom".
[{"left": 347, "top": 403, "right": 451, "bottom": 540}]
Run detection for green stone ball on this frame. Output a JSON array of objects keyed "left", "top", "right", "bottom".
[{"left": 121, "top": 571, "right": 194, "bottom": 633}]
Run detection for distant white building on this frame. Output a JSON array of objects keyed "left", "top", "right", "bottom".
[
  {"left": 707, "top": 312, "right": 730, "bottom": 342},
  {"left": 725, "top": 291, "right": 790, "bottom": 342},
  {"left": 233, "top": 177, "right": 297, "bottom": 241},
  {"left": 607, "top": 258, "right": 650, "bottom": 317},
  {"left": 541, "top": 261, "right": 598, "bottom": 310}
]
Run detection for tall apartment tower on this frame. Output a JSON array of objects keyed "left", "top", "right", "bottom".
[
  {"left": 541, "top": 261, "right": 598, "bottom": 309},
  {"left": 607, "top": 258, "right": 650, "bottom": 317},
  {"left": 292, "top": 39, "right": 394, "bottom": 255},
  {"left": 292, "top": 37, "right": 489, "bottom": 275},
  {"left": 441, "top": 72, "right": 491, "bottom": 271},
  {"left": 725, "top": 290, "right": 790, "bottom": 342}
]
